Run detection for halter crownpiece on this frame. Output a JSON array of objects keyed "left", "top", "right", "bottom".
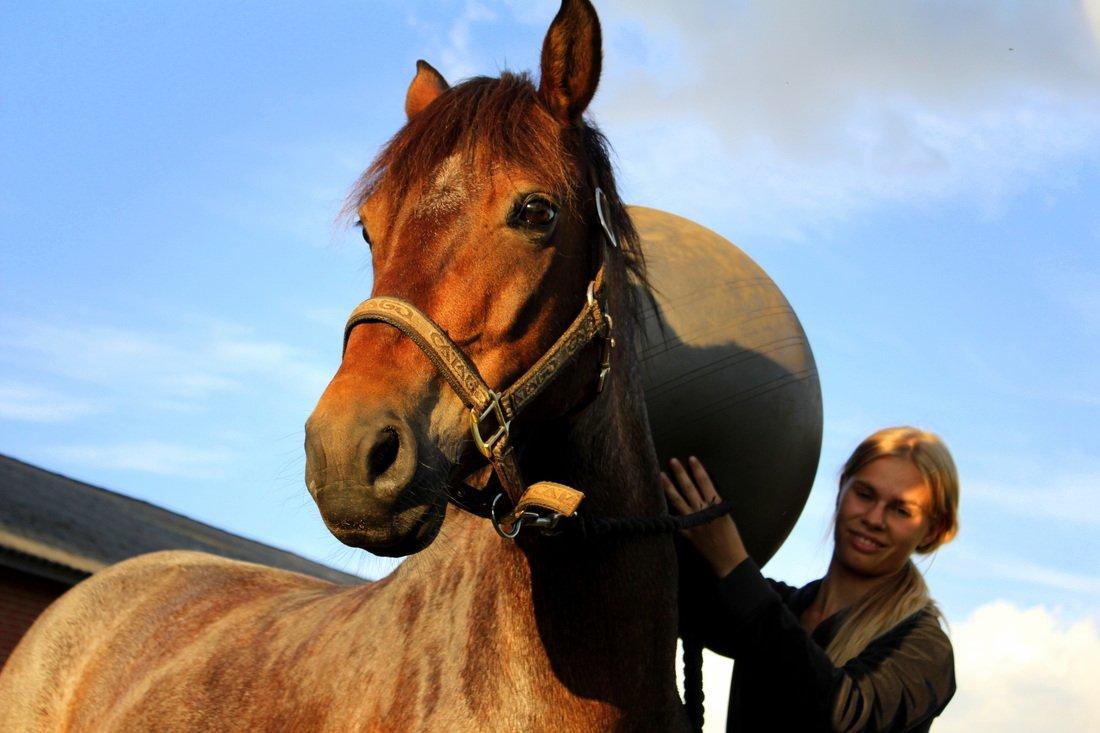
[{"left": 342, "top": 190, "right": 618, "bottom": 537}]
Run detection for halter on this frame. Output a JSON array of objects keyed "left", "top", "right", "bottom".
[{"left": 342, "top": 189, "right": 620, "bottom": 538}]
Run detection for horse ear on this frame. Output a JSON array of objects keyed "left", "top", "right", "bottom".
[
  {"left": 538, "top": 0, "right": 602, "bottom": 124},
  {"left": 405, "top": 60, "right": 449, "bottom": 120}
]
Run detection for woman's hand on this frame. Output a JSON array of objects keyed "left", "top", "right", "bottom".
[{"left": 661, "top": 456, "right": 748, "bottom": 578}]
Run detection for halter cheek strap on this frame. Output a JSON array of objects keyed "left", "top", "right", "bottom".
[{"left": 341, "top": 198, "right": 617, "bottom": 535}]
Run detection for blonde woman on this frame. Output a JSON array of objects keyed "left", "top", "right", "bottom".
[{"left": 664, "top": 426, "right": 960, "bottom": 732}]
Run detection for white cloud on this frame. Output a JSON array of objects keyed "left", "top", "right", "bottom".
[
  {"left": 414, "top": 0, "right": 501, "bottom": 82},
  {"left": 938, "top": 601, "right": 1100, "bottom": 732},
  {"left": 0, "top": 316, "right": 331, "bottom": 410},
  {"left": 691, "top": 600, "right": 1100, "bottom": 732},
  {"left": 962, "top": 357, "right": 1100, "bottom": 420},
  {"left": 1087, "top": 0, "right": 1100, "bottom": 48},
  {"left": 47, "top": 441, "right": 233, "bottom": 480},
  {"left": 968, "top": 475, "right": 1100, "bottom": 526},
  {"left": 951, "top": 546, "right": 1100, "bottom": 597},
  {"left": 0, "top": 381, "right": 102, "bottom": 423},
  {"left": 303, "top": 306, "right": 354, "bottom": 329},
  {"left": 390, "top": 1, "right": 1100, "bottom": 237},
  {"left": 196, "top": 137, "right": 368, "bottom": 251},
  {"left": 589, "top": 0, "right": 1100, "bottom": 238}
]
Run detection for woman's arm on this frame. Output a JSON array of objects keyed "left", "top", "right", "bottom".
[
  {"left": 665, "top": 456, "right": 800, "bottom": 657},
  {"left": 717, "top": 559, "right": 955, "bottom": 732}
]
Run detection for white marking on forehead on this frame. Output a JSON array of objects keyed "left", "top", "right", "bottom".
[{"left": 424, "top": 154, "right": 470, "bottom": 214}]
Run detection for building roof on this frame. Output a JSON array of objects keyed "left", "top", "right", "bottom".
[{"left": 0, "top": 454, "right": 360, "bottom": 586}]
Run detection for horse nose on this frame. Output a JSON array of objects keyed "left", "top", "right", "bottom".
[
  {"left": 305, "top": 411, "right": 418, "bottom": 502},
  {"left": 363, "top": 419, "right": 420, "bottom": 492},
  {"left": 366, "top": 425, "right": 401, "bottom": 481}
]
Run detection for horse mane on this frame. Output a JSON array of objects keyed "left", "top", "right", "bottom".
[{"left": 346, "top": 71, "right": 647, "bottom": 291}]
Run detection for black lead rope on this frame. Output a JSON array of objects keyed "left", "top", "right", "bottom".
[
  {"left": 563, "top": 498, "right": 736, "bottom": 539},
  {"left": 561, "top": 498, "right": 736, "bottom": 732},
  {"left": 682, "top": 635, "right": 706, "bottom": 733}
]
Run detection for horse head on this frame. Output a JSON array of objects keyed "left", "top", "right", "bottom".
[{"left": 305, "top": 0, "right": 638, "bottom": 557}]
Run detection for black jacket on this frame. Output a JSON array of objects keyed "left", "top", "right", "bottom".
[{"left": 683, "top": 559, "right": 956, "bottom": 732}]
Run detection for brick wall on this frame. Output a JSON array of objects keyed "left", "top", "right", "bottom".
[{"left": 0, "top": 566, "right": 70, "bottom": 669}]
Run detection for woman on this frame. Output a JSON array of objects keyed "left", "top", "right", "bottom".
[{"left": 663, "top": 426, "right": 960, "bottom": 732}]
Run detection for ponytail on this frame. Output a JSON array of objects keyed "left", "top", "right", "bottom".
[{"left": 825, "top": 560, "right": 940, "bottom": 665}]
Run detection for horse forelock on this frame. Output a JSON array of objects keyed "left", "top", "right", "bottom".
[
  {"left": 345, "top": 71, "right": 648, "bottom": 297},
  {"left": 349, "top": 74, "right": 566, "bottom": 207}
]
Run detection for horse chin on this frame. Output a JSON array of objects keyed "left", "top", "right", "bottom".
[{"left": 314, "top": 481, "right": 447, "bottom": 557}]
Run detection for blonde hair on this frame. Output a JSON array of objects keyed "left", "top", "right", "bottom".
[{"left": 825, "top": 426, "right": 960, "bottom": 665}]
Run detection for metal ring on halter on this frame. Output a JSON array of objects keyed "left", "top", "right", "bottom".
[
  {"left": 491, "top": 492, "right": 524, "bottom": 539},
  {"left": 594, "top": 187, "right": 619, "bottom": 249}
]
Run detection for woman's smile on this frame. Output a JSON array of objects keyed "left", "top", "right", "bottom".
[{"left": 847, "top": 529, "right": 886, "bottom": 554}]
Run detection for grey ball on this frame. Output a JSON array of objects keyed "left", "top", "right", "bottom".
[{"left": 632, "top": 206, "right": 823, "bottom": 564}]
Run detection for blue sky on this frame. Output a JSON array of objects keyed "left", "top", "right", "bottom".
[{"left": 3, "top": 2, "right": 1099, "bottom": 729}]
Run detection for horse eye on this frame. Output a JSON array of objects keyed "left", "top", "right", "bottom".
[
  {"left": 356, "top": 220, "right": 372, "bottom": 247},
  {"left": 520, "top": 198, "right": 556, "bottom": 227}
]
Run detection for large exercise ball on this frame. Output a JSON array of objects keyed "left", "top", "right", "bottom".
[{"left": 631, "top": 206, "right": 823, "bottom": 565}]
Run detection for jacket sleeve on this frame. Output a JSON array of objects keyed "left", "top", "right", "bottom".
[
  {"left": 678, "top": 554, "right": 800, "bottom": 658},
  {"left": 715, "top": 558, "right": 956, "bottom": 732}
]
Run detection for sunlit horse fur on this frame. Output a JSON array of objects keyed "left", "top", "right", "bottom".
[{"left": 0, "top": 1, "right": 690, "bottom": 729}]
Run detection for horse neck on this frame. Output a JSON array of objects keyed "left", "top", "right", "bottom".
[
  {"left": 525, "top": 278, "right": 663, "bottom": 515},
  {"left": 390, "top": 265, "right": 682, "bottom": 722},
  {"left": 511, "top": 265, "right": 682, "bottom": 714}
]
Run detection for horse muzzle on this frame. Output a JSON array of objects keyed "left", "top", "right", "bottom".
[{"left": 304, "top": 410, "right": 447, "bottom": 556}]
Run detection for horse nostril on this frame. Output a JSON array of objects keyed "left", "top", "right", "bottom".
[{"left": 367, "top": 427, "right": 401, "bottom": 480}]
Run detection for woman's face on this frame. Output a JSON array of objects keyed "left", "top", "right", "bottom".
[{"left": 833, "top": 456, "right": 939, "bottom": 579}]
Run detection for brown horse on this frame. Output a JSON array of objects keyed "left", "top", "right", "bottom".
[{"left": 0, "top": 1, "right": 689, "bottom": 729}]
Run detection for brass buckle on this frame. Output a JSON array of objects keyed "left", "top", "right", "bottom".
[
  {"left": 588, "top": 283, "right": 615, "bottom": 392},
  {"left": 470, "top": 390, "right": 510, "bottom": 458},
  {"left": 598, "top": 313, "right": 615, "bottom": 393},
  {"left": 598, "top": 312, "right": 614, "bottom": 340}
]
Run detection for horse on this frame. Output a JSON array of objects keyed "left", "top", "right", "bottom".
[{"left": 0, "top": 1, "right": 690, "bottom": 729}]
